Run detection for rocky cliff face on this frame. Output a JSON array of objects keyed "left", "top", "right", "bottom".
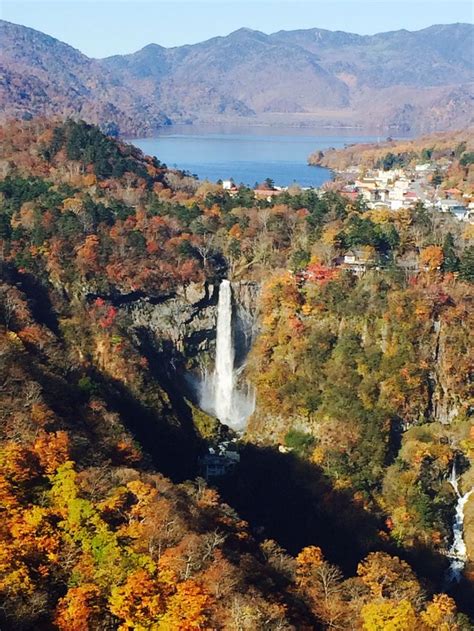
[
  {"left": 126, "top": 282, "right": 218, "bottom": 365},
  {"left": 115, "top": 280, "right": 260, "bottom": 405},
  {"left": 430, "top": 319, "right": 461, "bottom": 425}
]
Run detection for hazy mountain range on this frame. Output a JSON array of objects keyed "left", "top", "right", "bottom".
[{"left": 1, "top": 19, "right": 473, "bottom": 136}]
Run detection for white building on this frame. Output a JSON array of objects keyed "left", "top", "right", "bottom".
[
  {"left": 437, "top": 199, "right": 467, "bottom": 213},
  {"left": 415, "top": 163, "right": 434, "bottom": 173},
  {"left": 436, "top": 199, "right": 470, "bottom": 221}
]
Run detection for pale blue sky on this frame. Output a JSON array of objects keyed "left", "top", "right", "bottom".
[{"left": 2, "top": 0, "right": 473, "bottom": 58}]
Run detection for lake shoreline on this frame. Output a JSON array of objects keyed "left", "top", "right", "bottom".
[
  {"left": 129, "top": 125, "right": 380, "bottom": 188},
  {"left": 122, "top": 118, "right": 409, "bottom": 140}
]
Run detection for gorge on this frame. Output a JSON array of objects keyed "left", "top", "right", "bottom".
[
  {"left": 1, "top": 119, "right": 473, "bottom": 628},
  {"left": 121, "top": 272, "right": 474, "bottom": 594}
]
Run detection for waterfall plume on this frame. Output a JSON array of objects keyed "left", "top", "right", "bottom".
[
  {"left": 214, "top": 279, "right": 235, "bottom": 425},
  {"left": 199, "top": 279, "right": 255, "bottom": 431}
]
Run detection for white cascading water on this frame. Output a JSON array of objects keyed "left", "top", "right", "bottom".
[
  {"left": 200, "top": 279, "right": 255, "bottom": 431},
  {"left": 449, "top": 461, "right": 460, "bottom": 497},
  {"left": 446, "top": 461, "right": 473, "bottom": 583},
  {"left": 214, "top": 279, "right": 235, "bottom": 425}
]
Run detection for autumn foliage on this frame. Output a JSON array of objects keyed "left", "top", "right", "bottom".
[{"left": 0, "top": 120, "right": 472, "bottom": 629}]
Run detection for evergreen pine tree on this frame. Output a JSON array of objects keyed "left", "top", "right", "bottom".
[{"left": 441, "top": 232, "right": 459, "bottom": 273}]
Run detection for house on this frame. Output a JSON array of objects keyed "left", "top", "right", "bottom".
[
  {"left": 403, "top": 191, "right": 418, "bottom": 202},
  {"left": 199, "top": 455, "right": 228, "bottom": 478},
  {"left": 370, "top": 202, "right": 391, "bottom": 210},
  {"left": 451, "top": 207, "right": 472, "bottom": 222},
  {"left": 436, "top": 199, "right": 472, "bottom": 222},
  {"left": 396, "top": 252, "right": 420, "bottom": 275},
  {"left": 342, "top": 249, "right": 375, "bottom": 274},
  {"left": 254, "top": 188, "right": 282, "bottom": 201},
  {"left": 355, "top": 181, "right": 390, "bottom": 205},
  {"left": 388, "top": 199, "right": 405, "bottom": 211},
  {"left": 388, "top": 178, "right": 410, "bottom": 198},
  {"left": 376, "top": 168, "right": 404, "bottom": 184},
  {"left": 222, "top": 179, "right": 238, "bottom": 191},
  {"left": 437, "top": 199, "right": 467, "bottom": 216},
  {"left": 444, "top": 188, "right": 462, "bottom": 198},
  {"left": 340, "top": 190, "right": 360, "bottom": 202},
  {"left": 415, "top": 163, "right": 434, "bottom": 173}
]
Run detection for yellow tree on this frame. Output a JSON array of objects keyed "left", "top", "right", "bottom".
[
  {"left": 420, "top": 245, "right": 444, "bottom": 272},
  {"left": 33, "top": 430, "right": 69, "bottom": 475},
  {"left": 55, "top": 583, "right": 102, "bottom": 631},
  {"left": 108, "top": 569, "right": 165, "bottom": 630},
  {"left": 357, "top": 553, "right": 422, "bottom": 603},
  {"left": 361, "top": 599, "right": 418, "bottom": 631},
  {"left": 159, "top": 580, "right": 210, "bottom": 630},
  {"left": 295, "top": 546, "right": 324, "bottom": 589},
  {"left": 421, "top": 594, "right": 459, "bottom": 630}
]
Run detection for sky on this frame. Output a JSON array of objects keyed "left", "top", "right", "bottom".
[{"left": 2, "top": 0, "right": 473, "bottom": 58}]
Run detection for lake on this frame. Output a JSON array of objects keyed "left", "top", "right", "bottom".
[{"left": 131, "top": 125, "right": 382, "bottom": 188}]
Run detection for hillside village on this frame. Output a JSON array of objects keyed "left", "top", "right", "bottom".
[
  {"left": 337, "top": 164, "right": 473, "bottom": 220},
  {"left": 332, "top": 162, "right": 473, "bottom": 273},
  {"left": 307, "top": 129, "right": 474, "bottom": 212},
  {"left": 219, "top": 133, "right": 473, "bottom": 277},
  {"left": 224, "top": 164, "right": 474, "bottom": 221}
]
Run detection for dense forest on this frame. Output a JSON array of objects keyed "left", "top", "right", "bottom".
[{"left": 0, "top": 119, "right": 473, "bottom": 629}]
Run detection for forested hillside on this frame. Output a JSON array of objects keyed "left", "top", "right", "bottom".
[
  {"left": 309, "top": 129, "right": 474, "bottom": 193},
  {"left": 248, "top": 269, "right": 473, "bottom": 544},
  {"left": 0, "top": 120, "right": 473, "bottom": 629}
]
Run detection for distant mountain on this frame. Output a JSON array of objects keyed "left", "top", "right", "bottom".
[
  {"left": 0, "top": 20, "right": 171, "bottom": 136},
  {"left": 270, "top": 24, "right": 474, "bottom": 88},
  {"left": 105, "top": 27, "right": 350, "bottom": 118},
  {"left": 1, "top": 20, "right": 473, "bottom": 135}
]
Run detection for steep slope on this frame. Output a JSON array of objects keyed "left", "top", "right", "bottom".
[
  {"left": 0, "top": 20, "right": 170, "bottom": 136},
  {"left": 1, "top": 19, "right": 474, "bottom": 133},
  {"left": 308, "top": 127, "right": 474, "bottom": 171},
  {"left": 270, "top": 24, "right": 474, "bottom": 131}
]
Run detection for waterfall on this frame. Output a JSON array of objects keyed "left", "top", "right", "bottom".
[
  {"left": 449, "top": 461, "right": 460, "bottom": 497},
  {"left": 199, "top": 279, "right": 255, "bottom": 431},
  {"left": 214, "top": 279, "right": 235, "bottom": 425},
  {"left": 446, "top": 461, "right": 473, "bottom": 583}
]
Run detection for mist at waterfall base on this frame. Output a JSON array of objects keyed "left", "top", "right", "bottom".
[
  {"left": 199, "top": 280, "right": 255, "bottom": 432},
  {"left": 446, "top": 462, "right": 474, "bottom": 584}
]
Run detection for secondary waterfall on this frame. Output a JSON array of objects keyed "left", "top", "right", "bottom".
[
  {"left": 446, "top": 461, "right": 473, "bottom": 583},
  {"left": 200, "top": 280, "right": 255, "bottom": 431},
  {"left": 214, "top": 279, "right": 235, "bottom": 425}
]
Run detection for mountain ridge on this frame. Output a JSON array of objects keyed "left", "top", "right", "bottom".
[{"left": 1, "top": 19, "right": 473, "bottom": 135}]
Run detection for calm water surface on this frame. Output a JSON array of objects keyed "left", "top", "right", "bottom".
[{"left": 131, "top": 125, "right": 382, "bottom": 188}]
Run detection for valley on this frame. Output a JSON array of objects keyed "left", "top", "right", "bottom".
[{"left": 0, "top": 119, "right": 473, "bottom": 628}]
